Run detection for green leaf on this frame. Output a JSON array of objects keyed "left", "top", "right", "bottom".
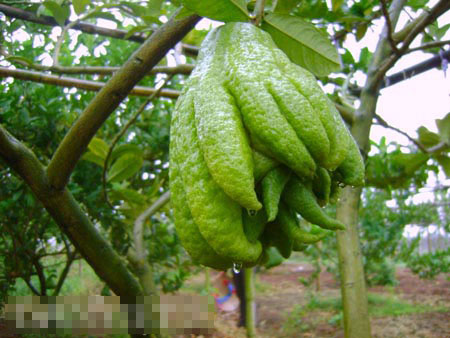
[
  {"left": 81, "top": 151, "right": 104, "bottom": 167},
  {"left": 357, "top": 47, "right": 371, "bottom": 72},
  {"left": 43, "top": 1, "right": 70, "bottom": 26},
  {"left": 436, "top": 113, "right": 450, "bottom": 145},
  {"left": 356, "top": 23, "right": 368, "bottom": 41},
  {"left": 407, "top": 0, "right": 429, "bottom": 11},
  {"left": 274, "top": 0, "right": 301, "bottom": 14},
  {"left": 175, "top": 6, "right": 196, "bottom": 20},
  {"left": 261, "top": 13, "right": 340, "bottom": 77},
  {"left": 110, "top": 144, "right": 143, "bottom": 163},
  {"left": 181, "top": 0, "right": 249, "bottom": 23},
  {"left": 73, "top": 0, "right": 90, "bottom": 15},
  {"left": 108, "top": 153, "right": 143, "bottom": 182},
  {"left": 148, "top": 0, "right": 164, "bottom": 17},
  {"left": 417, "top": 126, "right": 441, "bottom": 148},
  {"left": 110, "top": 187, "right": 147, "bottom": 205},
  {"left": 436, "top": 155, "right": 450, "bottom": 178},
  {"left": 124, "top": 25, "right": 149, "bottom": 40},
  {"left": 332, "top": 0, "right": 344, "bottom": 11},
  {"left": 87, "top": 137, "right": 109, "bottom": 160}
]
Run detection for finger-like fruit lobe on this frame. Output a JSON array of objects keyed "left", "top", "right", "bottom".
[{"left": 169, "top": 22, "right": 364, "bottom": 269}]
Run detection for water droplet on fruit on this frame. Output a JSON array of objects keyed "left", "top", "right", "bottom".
[
  {"left": 232, "top": 262, "right": 242, "bottom": 273},
  {"left": 247, "top": 209, "right": 257, "bottom": 216}
]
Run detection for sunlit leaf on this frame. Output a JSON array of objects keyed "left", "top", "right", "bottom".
[
  {"left": 73, "top": 0, "right": 91, "bottom": 15},
  {"left": 110, "top": 144, "right": 144, "bottom": 163},
  {"left": 43, "top": 1, "right": 70, "bottom": 26},
  {"left": 417, "top": 126, "right": 441, "bottom": 148},
  {"left": 261, "top": 13, "right": 340, "bottom": 76},
  {"left": 87, "top": 137, "right": 109, "bottom": 160},
  {"left": 274, "top": 0, "right": 302, "bottom": 14},
  {"left": 82, "top": 151, "right": 104, "bottom": 167},
  {"left": 436, "top": 113, "right": 450, "bottom": 145},
  {"left": 436, "top": 155, "right": 450, "bottom": 178},
  {"left": 181, "top": 0, "right": 249, "bottom": 23},
  {"left": 108, "top": 153, "right": 143, "bottom": 182}
]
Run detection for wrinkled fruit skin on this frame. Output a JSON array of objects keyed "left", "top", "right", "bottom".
[{"left": 169, "top": 22, "right": 365, "bottom": 269}]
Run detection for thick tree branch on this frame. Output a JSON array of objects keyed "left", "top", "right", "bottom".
[
  {"left": 347, "top": 49, "right": 450, "bottom": 96},
  {"left": 134, "top": 191, "right": 171, "bottom": 262},
  {"left": 0, "top": 124, "right": 143, "bottom": 300},
  {"left": 373, "top": 0, "right": 450, "bottom": 88},
  {"left": 129, "top": 190, "right": 170, "bottom": 296},
  {"left": 336, "top": 1, "right": 407, "bottom": 336},
  {"left": 46, "top": 10, "right": 200, "bottom": 190},
  {"left": 0, "top": 66, "right": 181, "bottom": 98}
]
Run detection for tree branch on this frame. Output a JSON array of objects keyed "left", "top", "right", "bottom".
[
  {"left": 2, "top": 48, "right": 195, "bottom": 75},
  {"left": 134, "top": 191, "right": 171, "bottom": 262},
  {"left": 406, "top": 40, "right": 450, "bottom": 53},
  {"left": 380, "top": 0, "right": 400, "bottom": 54},
  {"left": 0, "top": 4, "right": 199, "bottom": 54},
  {"left": 46, "top": 9, "right": 199, "bottom": 190},
  {"left": 0, "top": 66, "right": 181, "bottom": 98},
  {"left": 373, "top": 0, "right": 450, "bottom": 88},
  {"left": 374, "top": 114, "right": 427, "bottom": 152},
  {"left": 0, "top": 124, "right": 143, "bottom": 300}
]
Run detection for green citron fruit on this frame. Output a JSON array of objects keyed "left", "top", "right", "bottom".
[{"left": 169, "top": 21, "right": 365, "bottom": 269}]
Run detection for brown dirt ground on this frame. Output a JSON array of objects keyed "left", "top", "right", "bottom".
[
  {"left": 1, "top": 263, "right": 448, "bottom": 337},
  {"left": 203, "top": 263, "right": 450, "bottom": 338}
]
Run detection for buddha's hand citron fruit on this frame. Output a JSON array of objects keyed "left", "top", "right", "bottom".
[{"left": 169, "top": 21, "right": 365, "bottom": 269}]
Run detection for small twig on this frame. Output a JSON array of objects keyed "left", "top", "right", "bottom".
[
  {"left": 133, "top": 191, "right": 171, "bottom": 261},
  {"left": 406, "top": 40, "right": 450, "bottom": 53},
  {"left": 374, "top": 114, "right": 427, "bottom": 152},
  {"left": 251, "top": 0, "right": 266, "bottom": 26},
  {"left": 380, "top": 0, "right": 400, "bottom": 54},
  {"left": 374, "top": 114, "right": 449, "bottom": 154},
  {"left": 0, "top": 66, "right": 181, "bottom": 98},
  {"left": 102, "top": 75, "right": 174, "bottom": 208},
  {"left": 2, "top": 48, "right": 194, "bottom": 75}
]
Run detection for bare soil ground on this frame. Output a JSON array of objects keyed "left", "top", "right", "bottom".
[{"left": 205, "top": 263, "right": 450, "bottom": 338}]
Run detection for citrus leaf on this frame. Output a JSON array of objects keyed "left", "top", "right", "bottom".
[
  {"left": 436, "top": 154, "right": 450, "bottom": 178},
  {"left": 181, "top": 0, "right": 249, "bottom": 22},
  {"left": 108, "top": 153, "right": 143, "bottom": 182},
  {"left": 43, "top": 1, "right": 70, "bottom": 26},
  {"left": 148, "top": 0, "right": 164, "bottom": 17},
  {"left": 436, "top": 113, "right": 450, "bottom": 145},
  {"left": 261, "top": 13, "right": 340, "bottom": 76},
  {"left": 81, "top": 151, "right": 104, "bottom": 167},
  {"left": 110, "top": 187, "right": 147, "bottom": 205},
  {"left": 417, "top": 126, "right": 441, "bottom": 148},
  {"left": 274, "top": 0, "right": 301, "bottom": 13},
  {"left": 87, "top": 137, "right": 109, "bottom": 160},
  {"left": 110, "top": 144, "right": 143, "bottom": 163},
  {"left": 73, "top": 0, "right": 90, "bottom": 15}
]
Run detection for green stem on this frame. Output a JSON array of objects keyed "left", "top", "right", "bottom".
[
  {"left": 251, "top": 0, "right": 266, "bottom": 26},
  {"left": 244, "top": 268, "right": 256, "bottom": 338},
  {"left": 335, "top": 0, "right": 407, "bottom": 337}
]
